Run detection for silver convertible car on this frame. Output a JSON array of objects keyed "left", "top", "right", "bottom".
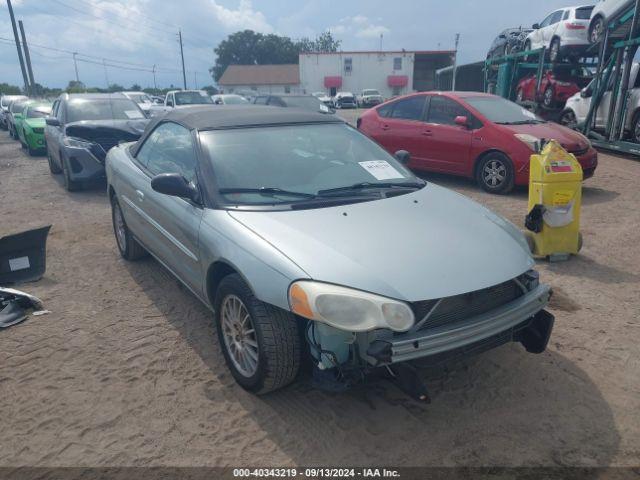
[{"left": 106, "top": 106, "right": 554, "bottom": 397}]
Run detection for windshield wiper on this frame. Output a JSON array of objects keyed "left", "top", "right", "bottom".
[
  {"left": 218, "top": 187, "right": 316, "bottom": 198},
  {"left": 317, "top": 181, "right": 425, "bottom": 196}
]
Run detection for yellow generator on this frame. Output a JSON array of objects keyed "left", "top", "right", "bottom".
[{"left": 525, "top": 140, "right": 583, "bottom": 261}]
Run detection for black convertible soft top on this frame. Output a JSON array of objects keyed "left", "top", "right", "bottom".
[{"left": 133, "top": 105, "right": 343, "bottom": 156}]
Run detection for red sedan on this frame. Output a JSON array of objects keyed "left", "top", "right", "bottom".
[
  {"left": 357, "top": 91, "right": 597, "bottom": 193},
  {"left": 516, "top": 71, "right": 582, "bottom": 108}
]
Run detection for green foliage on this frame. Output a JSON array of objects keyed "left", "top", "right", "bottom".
[
  {"left": 0, "top": 82, "right": 23, "bottom": 95},
  {"left": 66, "top": 80, "right": 86, "bottom": 93},
  {"left": 210, "top": 30, "right": 341, "bottom": 82},
  {"left": 200, "top": 85, "right": 219, "bottom": 95},
  {"left": 130, "top": 84, "right": 142, "bottom": 91}
]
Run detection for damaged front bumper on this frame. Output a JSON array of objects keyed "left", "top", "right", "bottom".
[
  {"left": 366, "top": 284, "right": 552, "bottom": 365},
  {"left": 62, "top": 145, "right": 107, "bottom": 183}
]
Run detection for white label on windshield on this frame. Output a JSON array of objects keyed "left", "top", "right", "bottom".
[
  {"left": 124, "top": 110, "right": 144, "bottom": 119},
  {"left": 359, "top": 160, "right": 404, "bottom": 180}
]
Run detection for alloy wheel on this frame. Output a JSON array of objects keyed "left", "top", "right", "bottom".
[
  {"left": 483, "top": 159, "right": 507, "bottom": 188},
  {"left": 634, "top": 118, "right": 640, "bottom": 143},
  {"left": 113, "top": 203, "right": 127, "bottom": 254},
  {"left": 220, "top": 294, "right": 259, "bottom": 378},
  {"left": 591, "top": 19, "right": 603, "bottom": 44},
  {"left": 543, "top": 88, "right": 554, "bottom": 107},
  {"left": 561, "top": 110, "right": 577, "bottom": 128}
]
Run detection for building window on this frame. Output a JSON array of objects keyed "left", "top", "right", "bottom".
[
  {"left": 284, "top": 85, "right": 291, "bottom": 93},
  {"left": 344, "top": 57, "right": 352, "bottom": 75},
  {"left": 393, "top": 57, "right": 402, "bottom": 70}
]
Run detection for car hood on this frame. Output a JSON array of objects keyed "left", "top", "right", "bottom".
[
  {"left": 228, "top": 184, "right": 534, "bottom": 302},
  {"left": 25, "top": 117, "right": 46, "bottom": 127},
  {"left": 499, "top": 122, "right": 590, "bottom": 151}
]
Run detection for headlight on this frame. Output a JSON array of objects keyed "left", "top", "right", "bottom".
[
  {"left": 514, "top": 133, "right": 541, "bottom": 152},
  {"left": 63, "top": 136, "right": 94, "bottom": 148},
  {"left": 288, "top": 281, "right": 415, "bottom": 332}
]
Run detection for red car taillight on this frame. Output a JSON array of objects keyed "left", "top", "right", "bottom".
[{"left": 565, "top": 22, "right": 586, "bottom": 30}]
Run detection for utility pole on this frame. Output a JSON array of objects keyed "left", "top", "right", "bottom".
[
  {"left": 103, "top": 58, "right": 110, "bottom": 89},
  {"left": 72, "top": 52, "right": 80, "bottom": 83},
  {"left": 452, "top": 33, "right": 460, "bottom": 91},
  {"left": 6, "top": 0, "right": 30, "bottom": 95},
  {"left": 152, "top": 64, "right": 157, "bottom": 90},
  {"left": 379, "top": 33, "right": 383, "bottom": 52},
  {"left": 18, "top": 21, "right": 35, "bottom": 93},
  {"left": 194, "top": 71, "right": 197, "bottom": 89},
  {"left": 178, "top": 29, "right": 187, "bottom": 90}
]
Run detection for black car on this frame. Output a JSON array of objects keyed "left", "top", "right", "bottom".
[
  {"left": 487, "top": 28, "right": 533, "bottom": 59},
  {"left": 44, "top": 93, "right": 149, "bottom": 191},
  {"left": 252, "top": 94, "right": 332, "bottom": 113}
]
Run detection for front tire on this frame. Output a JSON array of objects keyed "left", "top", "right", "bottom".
[
  {"left": 632, "top": 112, "right": 640, "bottom": 143},
  {"left": 589, "top": 16, "right": 604, "bottom": 45},
  {"left": 215, "top": 274, "right": 301, "bottom": 395},
  {"left": 542, "top": 86, "right": 555, "bottom": 108},
  {"left": 476, "top": 153, "right": 515, "bottom": 194},
  {"left": 62, "top": 155, "right": 81, "bottom": 191},
  {"left": 47, "top": 149, "right": 62, "bottom": 174},
  {"left": 560, "top": 109, "right": 578, "bottom": 129},
  {"left": 111, "top": 196, "right": 147, "bottom": 260}
]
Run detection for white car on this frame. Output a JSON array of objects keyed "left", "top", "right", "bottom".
[
  {"left": 312, "top": 91, "right": 333, "bottom": 106},
  {"left": 212, "top": 94, "right": 249, "bottom": 105},
  {"left": 524, "top": 5, "right": 594, "bottom": 62},
  {"left": 121, "top": 91, "right": 154, "bottom": 117},
  {"left": 589, "top": 0, "right": 635, "bottom": 44},
  {"left": 560, "top": 62, "right": 640, "bottom": 142}
]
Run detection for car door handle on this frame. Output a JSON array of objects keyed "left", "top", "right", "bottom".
[
  {"left": 381, "top": 124, "right": 390, "bottom": 130},
  {"left": 422, "top": 130, "right": 433, "bottom": 136},
  {"left": 136, "top": 190, "right": 144, "bottom": 201}
]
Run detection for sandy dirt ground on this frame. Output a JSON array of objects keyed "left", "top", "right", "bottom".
[{"left": 0, "top": 114, "right": 639, "bottom": 469}]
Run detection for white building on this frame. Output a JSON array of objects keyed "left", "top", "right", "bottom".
[
  {"left": 299, "top": 50, "right": 455, "bottom": 99},
  {"left": 218, "top": 64, "right": 303, "bottom": 95}
]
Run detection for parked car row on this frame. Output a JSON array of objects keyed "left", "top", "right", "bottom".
[
  {"left": 2, "top": 92, "right": 560, "bottom": 397},
  {"left": 488, "top": 1, "right": 636, "bottom": 63},
  {"left": 1, "top": 95, "right": 52, "bottom": 156}
]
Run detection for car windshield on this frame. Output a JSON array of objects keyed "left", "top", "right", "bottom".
[
  {"left": 464, "top": 96, "right": 544, "bottom": 124},
  {"left": 283, "top": 96, "right": 324, "bottom": 111},
  {"left": 27, "top": 106, "right": 52, "bottom": 118},
  {"left": 175, "top": 91, "right": 214, "bottom": 105},
  {"left": 10, "top": 102, "right": 29, "bottom": 113},
  {"left": 200, "top": 123, "right": 421, "bottom": 207},
  {"left": 363, "top": 90, "right": 380, "bottom": 96},
  {"left": 223, "top": 95, "right": 248, "bottom": 104},
  {"left": 66, "top": 98, "right": 144, "bottom": 122},
  {"left": 128, "top": 93, "right": 152, "bottom": 104}
]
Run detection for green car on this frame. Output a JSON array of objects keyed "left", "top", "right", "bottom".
[{"left": 17, "top": 102, "right": 52, "bottom": 156}]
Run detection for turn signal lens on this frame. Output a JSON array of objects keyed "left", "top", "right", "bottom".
[{"left": 289, "top": 283, "right": 314, "bottom": 319}]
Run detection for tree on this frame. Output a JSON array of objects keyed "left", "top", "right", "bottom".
[
  {"left": 0, "top": 83, "right": 22, "bottom": 95},
  {"left": 66, "top": 80, "right": 86, "bottom": 93},
  {"left": 297, "top": 31, "right": 341, "bottom": 53},
  {"left": 201, "top": 85, "right": 219, "bottom": 95},
  {"left": 130, "top": 84, "right": 142, "bottom": 91},
  {"left": 107, "top": 83, "right": 125, "bottom": 92},
  {"left": 210, "top": 29, "right": 341, "bottom": 82}
]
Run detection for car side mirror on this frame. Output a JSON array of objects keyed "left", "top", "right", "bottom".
[
  {"left": 454, "top": 115, "right": 470, "bottom": 128},
  {"left": 532, "top": 23, "right": 540, "bottom": 29},
  {"left": 151, "top": 173, "right": 200, "bottom": 203},
  {"left": 45, "top": 117, "right": 60, "bottom": 127},
  {"left": 580, "top": 88, "right": 592, "bottom": 98},
  {"left": 394, "top": 150, "right": 410, "bottom": 165}
]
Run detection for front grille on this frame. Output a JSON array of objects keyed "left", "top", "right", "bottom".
[
  {"left": 32, "top": 127, "right": 44, "bottom": 134},
  {"left": 410, "top": 279, "right": 523, "bottom": 332}
]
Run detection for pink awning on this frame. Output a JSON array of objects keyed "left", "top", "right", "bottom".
[
  {"left": 324, "top": 76, "right": 343, "bottom": 88},
  {"left": 387, "top": 75, "right": 408, "bottom": 87}
]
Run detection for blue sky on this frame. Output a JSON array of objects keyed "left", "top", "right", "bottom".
[{"left": 0, "top": 0, "right": 594, "bottom": 89}]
